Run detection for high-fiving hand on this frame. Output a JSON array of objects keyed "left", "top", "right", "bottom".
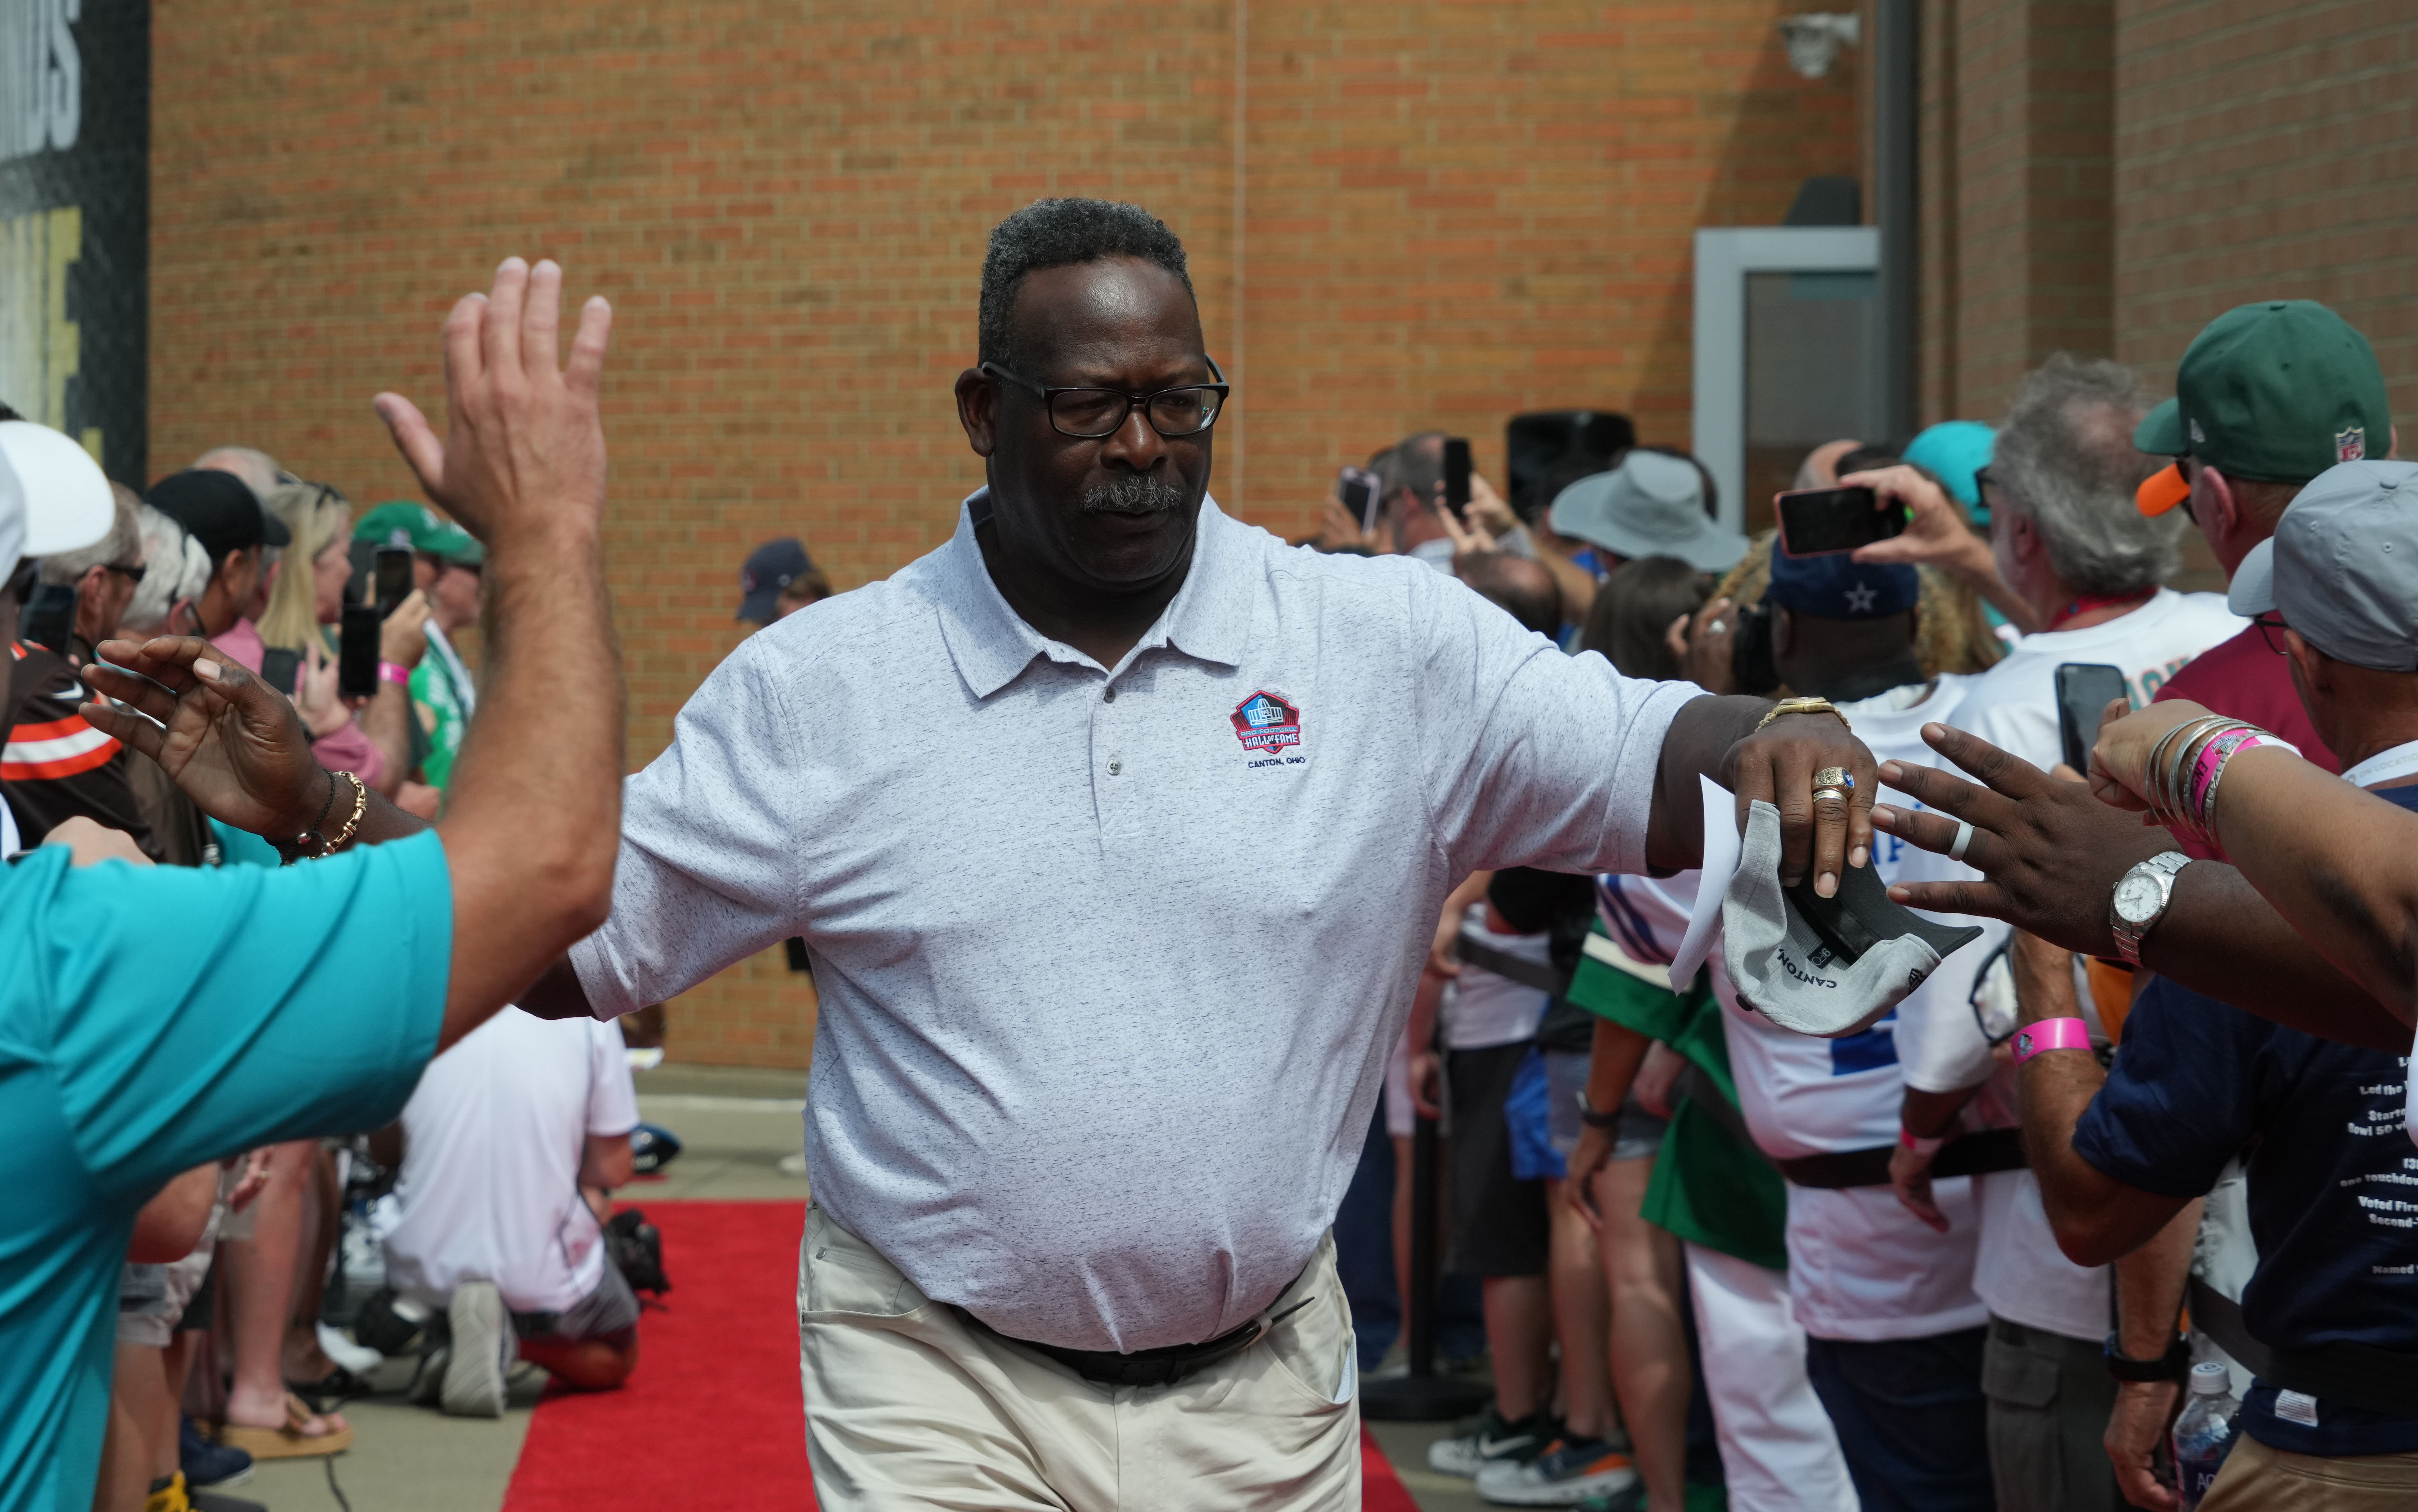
[{"left": 81, "top": 640, "right": 329, "bottom": 842}]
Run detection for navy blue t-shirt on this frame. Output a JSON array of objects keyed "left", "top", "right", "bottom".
[{"left": 2073, "top": 791, "right": 2418, "bottom": 1459}]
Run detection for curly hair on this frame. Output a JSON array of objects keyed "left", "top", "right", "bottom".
[{"left": 978, "top": 199, "right": 1194, "bottom": 371}]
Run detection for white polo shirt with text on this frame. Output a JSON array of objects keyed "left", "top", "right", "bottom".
[{"left": 571, "top": 493, "right": 1700, "bottom": 1351}]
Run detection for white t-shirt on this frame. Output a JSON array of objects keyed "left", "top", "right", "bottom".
[
  {"left": 375, "top": 1010, "right": 639, "bottom": 1316},
  {"left": 1935, "top": 589, "right": 2243, "bottom": 1342},
  {"left": 570, "top": 494, "right": 1702, "bottom": 1351},
  {"left": 1444, "top": 902, "right": 1553, "bottom": 1050},
  {"left": 1597, "top": 697, "right": 1991, "bottom": 1344}
]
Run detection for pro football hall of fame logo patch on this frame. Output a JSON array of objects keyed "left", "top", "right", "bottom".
[{"left": 1231, "top": 690, "right": 1303, "bottom": 760}]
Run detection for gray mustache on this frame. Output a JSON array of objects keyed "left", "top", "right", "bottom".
[{"left": 1081, "top": 474, "right": 1188, "bottom": 514}]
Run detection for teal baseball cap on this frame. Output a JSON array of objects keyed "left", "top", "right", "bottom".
[
  {"left": 2135, "top": 300, "right": 2392, "bottom": 484},
  {"left": 1901, "top": 421, "right": 1996, "bottom": 523}
]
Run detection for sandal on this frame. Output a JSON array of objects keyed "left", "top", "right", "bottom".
[
  {"left": 285, "top": 1366, "right": 369, "bottom": 1414},
  {"left": 213, "top": 1393, "right": 352, "bottom": 1460}
]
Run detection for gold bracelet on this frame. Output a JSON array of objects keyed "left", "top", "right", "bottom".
[
  {"left": 1754, "top": 696, "right": 1852, "bottom": 735},
  {"left": 297, "top": 771, "right": 368, "bottom": 860}
]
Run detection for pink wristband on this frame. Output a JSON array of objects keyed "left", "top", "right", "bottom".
[
  {"left": 378, "top": 660, "right": 412, "bottom": 687},
  {"left": 1899, "top": 1127, "right": 1945, "bottom": 1158},
  {"left": 2012, "top": 1017, "right": 2093, "bottom": 1065},
  {"left": 2189, "top": 729, "right": 2262, "bottom": 813}
]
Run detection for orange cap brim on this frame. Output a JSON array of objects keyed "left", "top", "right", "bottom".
[{"left": 2135, "top": 462, "right": 2190, "bottom": 517}]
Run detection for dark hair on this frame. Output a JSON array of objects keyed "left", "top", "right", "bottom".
[
  {"left": 1833, "top": 445, "right": 1898, "bottom": 477},
  {"left": 0, "top": 401, "right": 20, "bottom": 423},
  {"left": 1640, "top": 445, "right": 1720, "bottom": 520},
  {"left": 1581, "top": 555, "right": 1708, "bottom": 679},
  {"left": 1458, "top": 551, "right": 1563, "bottom": 637},
  {"left": 978, "top": 199, "right": 1195, "bottom": 371}
]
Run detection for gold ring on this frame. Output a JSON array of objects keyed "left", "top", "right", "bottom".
[
  {"left": 1813, "top": 766, "right": 1853, "bottom": 791},
  {"left": 1812, "top": 786, "right": 1848, "bottom": 806}
]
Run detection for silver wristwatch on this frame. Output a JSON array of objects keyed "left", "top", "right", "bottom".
[{"left": 2109, "top": 851, "right": 2192, "bottom": 965}]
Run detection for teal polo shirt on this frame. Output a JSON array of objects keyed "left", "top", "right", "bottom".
[{"left": 0, "top": 832, "right": 451, "bottom": 1511}]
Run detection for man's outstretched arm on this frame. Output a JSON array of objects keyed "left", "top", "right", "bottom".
[
  {"left": 84, "top": 258, "right": 623, "bottom": 1051},
  {"left": 1646, "top": 694, "right": 1878, "bottom": 897}
]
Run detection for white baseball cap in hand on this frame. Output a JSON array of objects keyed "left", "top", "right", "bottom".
[
  {"left": 1721, "top": 798, "right": 1983, "bottom": 1037},
  {"left": 0, "top": 422, "right": 115, "bottom": 583}
]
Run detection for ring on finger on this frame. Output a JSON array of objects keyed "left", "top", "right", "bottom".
[
  {"left": 1813, "top": 766, "right": 1853, "bottom": 791},
  {"left": 1706, "top": 620, "right": 1730, "bottom": 636},
  {"left": 1812, "top": 786, "right": 1848, "bottom": 806},
  {"left": 1949, "top": 819, "right": 1975, "bottom": 862}
]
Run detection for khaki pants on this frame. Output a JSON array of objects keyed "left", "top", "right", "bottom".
[
  {"left": 797, "top": 1206, "right": 1361, "bottom": 1511},
  {"left": 2201, "top": 1433, "right": 2418, "bottom": 1510}
]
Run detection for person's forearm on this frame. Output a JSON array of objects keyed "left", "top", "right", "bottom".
[
  {"left": 2207, "top": 748, "right": 2418, "bottom": 1022},
  {"left": 2114, "top": 1199, "right": 2202, "bottom": 1359},
  {"left": 2143, "top": 863, "right": 2410, "bottom": 1051},
  {"left": 436, "top": 520, "right": 622, "bottom": 1046},
  {"left": 1586, "top": 1017, "right": 1653, "bottom": 1112},
  {"left": 129, "top": 1163, "right": 221, "bottom": 1263},
  {"left": 2012, "top": 933, "right": 2185, "bottom": 1263},
  {"left": 1645, "top": 695, "right": 1767, "bottom": 871},
  {"left": 358, "top": 682, "right": 415, "bottom": 798},
  {"left": 1900, "top": 1084, "right": 1977, "bottom": 1139}
]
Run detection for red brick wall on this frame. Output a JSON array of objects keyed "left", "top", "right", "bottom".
[
  {"left": 1919, "top": 0, "right": 2116, "bottom": 422},
  {"left": 149, "top": 1, "right": 1858, "bottom": 1067},
  {"left": 2110, "top": 0, "right": 2418, "bottom": 416}
]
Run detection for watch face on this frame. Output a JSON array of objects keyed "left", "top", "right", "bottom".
[{"left": 2114, "top": 871, "right": 2165, "bottom": 924}]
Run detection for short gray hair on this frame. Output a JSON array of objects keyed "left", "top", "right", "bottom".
[
  {"left": 978, "top": 199, "right": 1193, "bottom": 371},
  {"left": 1991, "top": 355, "right": 2180, "bottom": 596},
  {"left": 192, "top": 445, "right": 291, "bottom": 501},
  {"left": 39, "top": 483, "right": 144, "bottom": 585},
  {"left": 122, "top": 503, "right": 214, "bottom": 633}
]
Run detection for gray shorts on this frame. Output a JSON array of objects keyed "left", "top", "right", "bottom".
[
  {"left": 512, "top": 1258, "right": 641, "bottom": 1349},
  {"left": 1543, "top": 1047, "right": 1668, "bottom": 1162}
]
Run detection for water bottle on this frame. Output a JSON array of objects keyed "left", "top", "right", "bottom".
[{"left": 2171, "top": 1360, "right": 2242, "bottom": 1510}]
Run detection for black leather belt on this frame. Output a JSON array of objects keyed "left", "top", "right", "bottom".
[
  {"left": 956, "top": 1290, "right": 1314, "bottom": 1390},
  {"left": 1779, "top": 1126, "right": 2030, "bottom": 1189}
]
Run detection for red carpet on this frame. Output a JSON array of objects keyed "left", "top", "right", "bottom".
[
  {"left": 503, "top": 1201, "right": 815, "bottom": 1511},
  {"left": 501, "top": 1200, "right": 1423, "bottom": 1509}
]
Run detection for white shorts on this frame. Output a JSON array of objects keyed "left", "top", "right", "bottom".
[
  {"left": 1684, "top": 1242, "right": 1856, "bottom": 1512},
  {"left": 798, "top": 1206, "right": 1361, "bottom": 1511}
]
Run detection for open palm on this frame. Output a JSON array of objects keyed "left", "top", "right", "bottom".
[{"left": 80, "top": 637, "right": 328, "bottom": 841}]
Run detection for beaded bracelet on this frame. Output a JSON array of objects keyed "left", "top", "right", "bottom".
[{"left": 290, "top": 771, "right": 368, "bottom": 862}]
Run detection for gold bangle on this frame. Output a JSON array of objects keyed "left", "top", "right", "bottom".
[
  {"left": 299, "top": 771, "right": 368, "bottom": 860},
  {"left": 1755, "top": 696, "right": 1852, "bottom": 735}
]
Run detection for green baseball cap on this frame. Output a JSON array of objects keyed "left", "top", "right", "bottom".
[
  {"left": 352, "top": 499, "right": 484, "bottom": 565},
  {"left": 2134, "top": 300, "right": 2391, "bottom": 484}
]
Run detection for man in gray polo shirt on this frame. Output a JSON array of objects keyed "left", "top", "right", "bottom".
[{"left": 525, "top": 198, "right": 1874, "bottom": 1510}]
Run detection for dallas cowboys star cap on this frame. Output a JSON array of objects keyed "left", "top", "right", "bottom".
[
  {"left": 1764, "top": 538, "right": 1919, "bottom": 621},
  {"left": 1721, "top": 799, "right": 1982, "bottom": 1037}
]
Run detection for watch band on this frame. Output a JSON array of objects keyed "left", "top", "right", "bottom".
[
  {"left": 2103, "top": 1334, "right": 2192, "bottom": 1382},
  {"left": 2012, "top": 1017, "right": 2093, "bottom": 1065},
  {"left": 1576, "top": 1091, "right": 1623, "bottom": 1130},
  {"left": 2108, "top": 850, "right": 2192, "bottom": 965}
]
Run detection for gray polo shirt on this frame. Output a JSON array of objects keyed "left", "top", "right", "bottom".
[{"left": 572, "top": 493, "right": 1700, "bottom": 1351}]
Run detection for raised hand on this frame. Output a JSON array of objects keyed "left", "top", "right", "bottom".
[
  {"left": 1870, "top": 722, "right": 2165, "bottom": 954},
  {"left": 80, "top": 637, "right": 331, "bottom": 841},
  {"left": 2086, "top": 699, "right": 2212, "bottom": 815},
  {"left": 380, "top": 589, "right": 433, "bottom": 668},
  {"left": 372, "top": 257, "right": 613, "bottom": 552}
]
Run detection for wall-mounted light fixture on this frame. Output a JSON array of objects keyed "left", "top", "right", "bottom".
[{"left": 1778, "top": 13, "right": 1861, "bottom": 78}]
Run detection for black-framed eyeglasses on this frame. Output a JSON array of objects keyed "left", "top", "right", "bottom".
[
  {"left": 979, "top": 356, "right": 1230, "bottom": 439},
  {"left": 2253, "top": 614, "right": 2289, "bottom": 655},
  {"left": 1973, "top": 465, "right": 2001, "bottom": 514},
  {"left": 101, "top": 561, "right": 147, "bottom": 586}
]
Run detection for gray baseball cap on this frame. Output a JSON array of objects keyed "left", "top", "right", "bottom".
[
  {"left": 1548, "top": 451, "right": 1748, "bottom": 572},
  {"left": 2227, "top": 459, "right": 2418, "bottom": 672},
  {"left": 1722, "top": 799, "right": 1982, "bottom": 1037}
]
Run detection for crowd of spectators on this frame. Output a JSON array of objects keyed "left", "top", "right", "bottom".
[
  {"left": 1311, "top": 296, "right": 2413, "bottom": 1512},
  {"left": 6, "top": 214, "right": 2418, "bottom": 1512}
]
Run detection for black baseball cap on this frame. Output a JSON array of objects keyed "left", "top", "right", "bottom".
[
  {"left": 147, "top": 468, "right": 291, "bottom": 561},
  {"left": 738, "top": 537, "right": 814, "bottom": 622}
]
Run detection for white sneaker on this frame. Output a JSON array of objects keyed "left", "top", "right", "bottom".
[
  {"left": 1428, "top": 1406, "right": 1554, "bottom": 1477},
  {"left": 440, "top": 1281, "right": 513, "bottom": 1418}
]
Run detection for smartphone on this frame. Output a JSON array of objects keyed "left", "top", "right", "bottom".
[
  {"left": 1442, "top": 437, "right": 1473, "bottom": 517},
  {"left": 1337, "top": 467, "right": 1382, "bottom": 533},
  {"left": 1774, "top": 485, "right": 1906, "bottom": 557},
  {"left": 339, "top": 603, "right": 383, "bottom": 699},
  {"left": 373, "top": 547, "right": 415, "bottom": 615},
  {"left": 2054, "top": 663, "right": 2131, "bottom": 774},
  {"left": 19, "top": 582, "right": 76, "bottom": 655},
  {"left": 259, "top": 647, "right": 302, "bottom": 697}
]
